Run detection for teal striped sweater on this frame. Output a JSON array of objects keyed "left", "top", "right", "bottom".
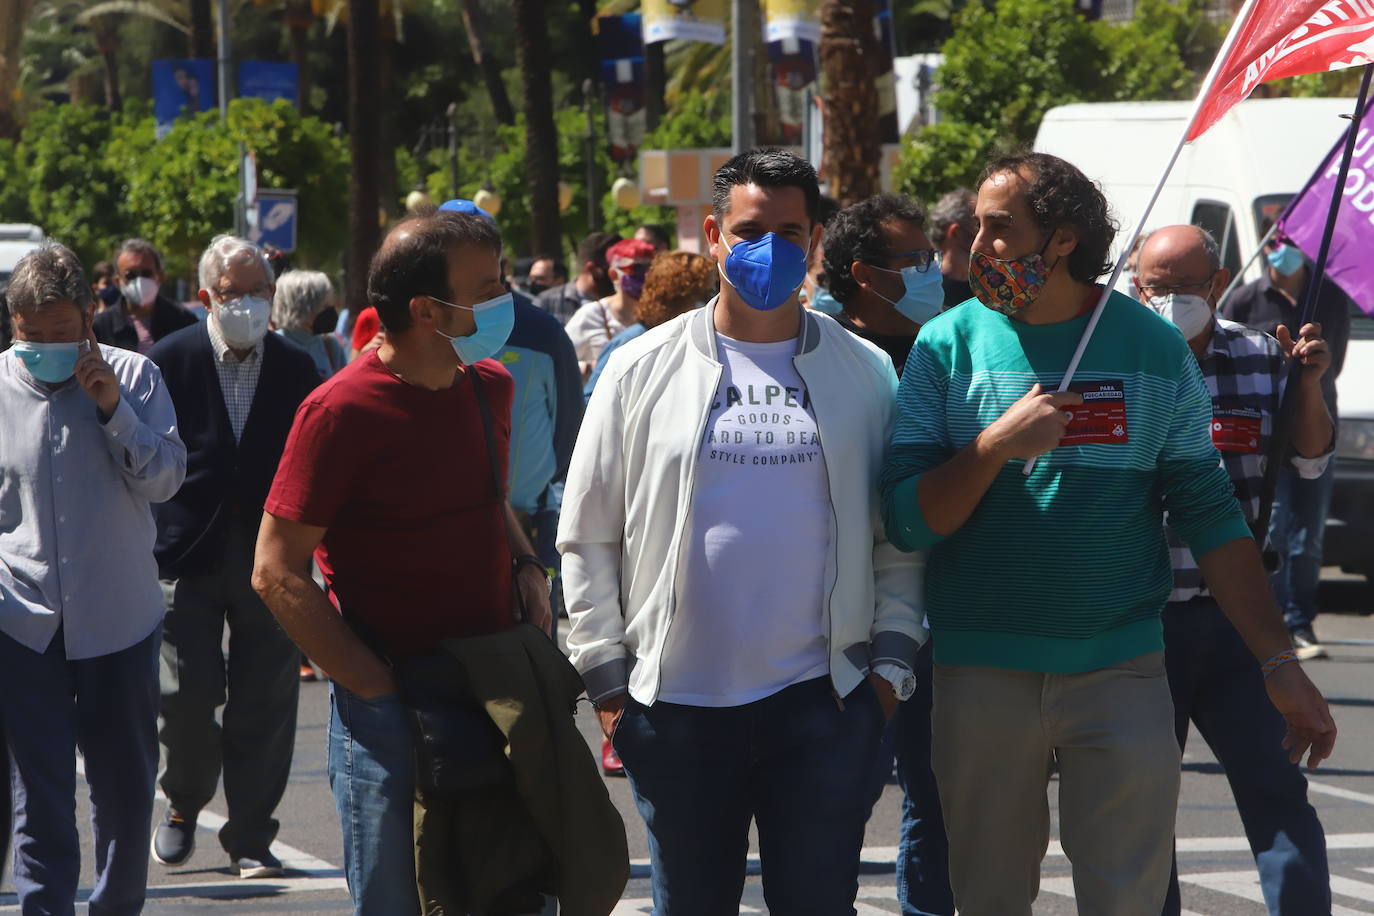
[{"left": 880, "top": 291, "right": 1250, "bottom": 673}]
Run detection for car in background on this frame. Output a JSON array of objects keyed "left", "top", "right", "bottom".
[
  {"left": 0, "top": 224, "right": 45, "bottom": 292},
  {"left": 1327, "top": 302, "right": 1374, "bottom": 582}
]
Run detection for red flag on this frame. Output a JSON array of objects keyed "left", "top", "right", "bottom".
[{"left": 1189, "top": 0, "right": 1374, "bottom": 141}]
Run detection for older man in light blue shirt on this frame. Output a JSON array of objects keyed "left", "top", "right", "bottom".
[{"left": 0, "top": 243, "right": 185, "bottom": 916}]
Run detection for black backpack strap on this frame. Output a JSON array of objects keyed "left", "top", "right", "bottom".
[{"left": 468, "top": 365, "right": 505, "bottom": 501}]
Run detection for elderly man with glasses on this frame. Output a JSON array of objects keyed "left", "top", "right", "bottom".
[
  {"left": 146, "top": 235, "right": 322, "bottom": 879},
  {"left": 1135, "top": 224, "right": 1335, "bottom": 916},
  {"left": 93, "top": 238, "right": 197, "bottom": 353}
]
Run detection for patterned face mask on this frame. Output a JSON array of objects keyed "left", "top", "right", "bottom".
[{"left": 968, "top": 237, "right": 1056, "bottom": 316}]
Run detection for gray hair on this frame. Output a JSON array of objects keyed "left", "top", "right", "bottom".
[
  {"left": 8, "top": 243, "right": 93, "bottom": 315},
  {"left": 273, "top": 270, "right": 334, "bottom": 331},
  {"left": 198, "top": 234, "right": 274, "bottom": 295},
  {"left": 929, "top": 188, "right": 977, "bottom": 239},
  {"left": 114, "top": 238, "right": 164, "bottom": 273}
]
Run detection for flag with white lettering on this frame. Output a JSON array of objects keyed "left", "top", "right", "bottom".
[
  {"left": 1281, "top": 114, "right": 1374, "bottom": 315},
  {"left": 1189, "top": 0, "right": 1374, "bottom": 141}
]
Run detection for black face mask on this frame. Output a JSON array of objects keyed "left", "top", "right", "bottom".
[
  {"left": 527, "top": 282, "right": 549, "bottom": 297},
  {"left": 98, "top": 285, "right": 122, "bottom": 307}
]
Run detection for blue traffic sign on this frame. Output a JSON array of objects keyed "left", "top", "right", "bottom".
[{"left": 250, "top": 190, "right": 298, "bottom": 253}]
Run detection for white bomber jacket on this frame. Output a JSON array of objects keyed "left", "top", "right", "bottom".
[{"left": 557, "top": 300, "right": 926, "bottom": 706}]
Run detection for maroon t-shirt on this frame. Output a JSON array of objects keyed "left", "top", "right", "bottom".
[{"left": 265, "top": 350, "right": 515, "bottom": 656}]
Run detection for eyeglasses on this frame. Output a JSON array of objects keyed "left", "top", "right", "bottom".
[
  {"left": 211, "top": 286, "right": 272, "bottom": 301},
  {"left": 1137, "top": 271, "right": 1217, "bottom": 298},
  {"left": 875, "top": 249, "right": 939, "bottom": 273},
  {"left": 122, "top": 268, "right": 156, "bottom": 282}
]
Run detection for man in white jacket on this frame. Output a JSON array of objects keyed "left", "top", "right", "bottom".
[{"left": 559, "top": 148, "right": 925, "bottom": 915}]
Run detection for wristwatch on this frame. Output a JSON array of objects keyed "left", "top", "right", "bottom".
[
  {"left": 874, "top": 663, "right": 918, "bottom": 702},
  {"left": 513, "top": 554, "right": 552, "bottom": 596}
]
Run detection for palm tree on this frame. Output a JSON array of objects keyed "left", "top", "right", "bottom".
[
  {"left": 820, "top": 0, "right": 881, "bottom": 205},
  {"left": 345, "top": 0, "right": 380, "bottom": 313},
  {"left": 458, "top": 0, "right": 513, "bottom": 126},
  {"left": 0, "top": 0, "right": 44, "bottom": 137},
  {"left": 513, "top": 0, "right": 561, "bottom": 256}
]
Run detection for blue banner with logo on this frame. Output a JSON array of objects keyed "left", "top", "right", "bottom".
[
  {"left": 152, "top": 59, "right": 215, "bottom": 139},
  {"left": 239, "top": 61, "right": 300, "bottom": 106}
]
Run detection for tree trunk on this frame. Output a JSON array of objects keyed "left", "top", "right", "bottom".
[
  {"left": 188, "top": 0, "right": 214, "bottom": 59},
  {"left": 0, "top": 0, "right": 41, "bottom": 138},
  {"left": 94, "top": 19, "right": 122, "bottom": 112},
  {"left": 378, "top": 18, "right": 399, "bottom": 216},
  {"left": 819, "top": 0, "right": 881, "bottom": 206},
  {"left": 285, "top": 2, "right": 313, "bottom": 111},
  {"left": 346, "top": 0, "right": 382, "bottom": 314},
  {"left": 459, "top": 0, "right": 515, "bottom": 126},
  {"left": 574, "top": 0, "right": 600, "bottom": 104},
  {"left": 513, "top": 0, "right": 561, "bottom": 257}
]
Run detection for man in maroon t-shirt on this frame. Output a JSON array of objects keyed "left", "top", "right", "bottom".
[{"left": 252, "top": 210, "right": 551, "bottom": 913}]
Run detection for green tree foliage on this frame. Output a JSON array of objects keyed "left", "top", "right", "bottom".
[
  {"left": 5, "top": 96, "right": 346, "bottom": 280},
  {"left": 896, "top": 0, "right": 1225, "bottom": 208},
  {"left": 13, "top": 102, "right": 128, "bottom": 267}
]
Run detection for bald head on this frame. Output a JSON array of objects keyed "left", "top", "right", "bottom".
[{"left": 1135, "top": 225, "right": 1224, "bottom": 300}]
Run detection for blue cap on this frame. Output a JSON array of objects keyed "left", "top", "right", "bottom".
[{"left": 439, "top": 199, "right": 495, "bottom": 225}]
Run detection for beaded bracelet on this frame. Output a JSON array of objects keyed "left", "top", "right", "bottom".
[{"left": 1261, "top": 648, "right": 1299, "bottom": 678}]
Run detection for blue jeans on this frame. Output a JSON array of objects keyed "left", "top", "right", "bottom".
[
  {"left": 327, "top": 683, "right": 420, "bottom": 916},
  {"left": 0, "top": 625, "right": 160, "bottom": 916},
  {"left": 613, "top": 675, "right": 885, "bottom": 916},
  {"left": 1161, "top": 600, "right": 1329, "bottom": 916},
  {"left": 892, "top": 643, "right": 953, "bottom": 916},
  {"left": 1269, "top": 463, "right": 1336, "bottom": 631}
]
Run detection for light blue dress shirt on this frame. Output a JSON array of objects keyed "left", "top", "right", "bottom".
[{"left": 0, "top": 343, "right": 186, "bottom": 659}]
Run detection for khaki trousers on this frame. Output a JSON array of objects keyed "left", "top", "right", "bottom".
[{"left": 931, "top": 652, "right": 1180, "bottom": 916}]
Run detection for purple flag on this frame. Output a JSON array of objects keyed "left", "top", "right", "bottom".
[{"left": 1280, "top": 120, "right": 1374, "bottom": 317}]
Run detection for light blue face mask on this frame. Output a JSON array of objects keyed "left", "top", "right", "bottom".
[
  {"left": 432, "top": 292, "right": 516, "bottom": 365},
  {"left": 868, "top": 261, "right": 945, "bottom": 325},
  {"left": 808, "top": 286, "right": 844, "bottom": 316},
  {"left": 1266, "top": 243, "right": 1305, "bottom": 277},
  {"left": 13, "top": 340, "right": 84, "bottom": 384}
]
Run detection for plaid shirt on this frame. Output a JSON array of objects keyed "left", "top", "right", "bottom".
[
  {"left": 1169, "top": 318, "right": 1330, "bottom": 601},
  {"left": 207, "top": 314, "right": 263, "bottom": 443}
]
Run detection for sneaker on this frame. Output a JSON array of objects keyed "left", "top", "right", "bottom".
[
  {"left": 234, "top": 849, "right": 284, "bottom": 879},
  {"left": 299, "top": 662, "right": 317, "bottom": 682},
  {"left": 601, "top": 737, "right": 625, "bottom": 777},
  {"left": 151, "top": 809, "right": 196, "bottom": 866},
  {"left": 1291, "top": 626, "right": 1330, "bottom": 660}
]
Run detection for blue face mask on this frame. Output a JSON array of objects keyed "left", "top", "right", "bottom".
[
  {"left": 1267, "top": 243, "right": 1305, "bottom": 277},
  {"left": 432, "top": 292, "right": 516, "bottom": 365},
  {"left": 868, "top": 261, "right": 945, "bottom": 325},
  {"left": 808, "top": 286, "right": 844, "bottom": 316},
  {"left": 719, "top": 232, "right": 810, "bottom": 311},
  {"left": 13, "top": 340, "right": 84, "bottom": 384}
]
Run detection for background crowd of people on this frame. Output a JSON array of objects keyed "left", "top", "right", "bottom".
[{"left": 0, "top": 143, "right": 1351, "bottom": 916}]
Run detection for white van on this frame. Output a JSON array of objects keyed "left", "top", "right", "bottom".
[
  {"left": 0, "top": 224, "right": 45, "bottom": 291},
  {"left": 1035, "top": 99, "right": 1374, "bottom": 580}
]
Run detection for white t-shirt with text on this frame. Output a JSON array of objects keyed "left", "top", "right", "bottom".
[{"left": 657, "top": 333, "right": 833, "bottom": 707}]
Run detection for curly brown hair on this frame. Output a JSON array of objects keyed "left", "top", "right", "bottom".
[{"left": 637, "top": 251, "right": 718, "bottom": 329}]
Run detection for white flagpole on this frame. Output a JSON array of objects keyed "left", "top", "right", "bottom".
[{"left": 1022, "top": 0, "right": 1262, "bottom": 476}]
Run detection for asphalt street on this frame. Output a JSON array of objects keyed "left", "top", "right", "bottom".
[{"left": 4, "top": 574, "right": 1373, "bottom": 915}]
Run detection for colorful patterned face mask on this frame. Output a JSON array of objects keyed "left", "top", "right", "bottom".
[{"left": 968, "top": 238, "right": 1056, "bottom": 316}]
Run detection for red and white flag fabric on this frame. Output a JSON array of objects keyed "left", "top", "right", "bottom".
[{"left": 1189, "top": 0, "right": 1374, "bottom": 141}]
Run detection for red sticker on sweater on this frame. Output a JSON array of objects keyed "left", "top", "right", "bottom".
[
  {"left": 1060, "top": 380, "right": 1129, "bottom": 445},
  {"left": 1211, "top": 405, "right": 1262, "bottom": 453}
]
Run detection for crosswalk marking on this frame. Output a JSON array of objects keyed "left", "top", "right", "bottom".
[
  {"left": 1310, "top": 780, "right": 1374, "bottom": 807},
  {"left": 1183, "top": 871, "right": 1374, "bottom": 916}
]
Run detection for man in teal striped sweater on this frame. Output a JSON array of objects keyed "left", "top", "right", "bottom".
[{"left": 880, "top": 152, "right": 1336, "bottom": 916}]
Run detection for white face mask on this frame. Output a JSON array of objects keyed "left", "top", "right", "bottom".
[
  {"left": 215, "top": 295, "right": 272, "bottom": 348},
  {"left": 1147, "top": 293, "right": 1214, "bottom": 341},
  {"left": 121, "top": 276, "right": 158, "bottom": 308}
]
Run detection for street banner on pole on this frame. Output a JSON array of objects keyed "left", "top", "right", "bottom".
[
  {"left": 642, "top": 0, "right": 727, "bottom": 45},
  {"left": 1188, "top": 0, "right": 1374, "bottom": 141},
  {"left": 1282, "top": 117, "right": 1374, "bottom": 316},
  {"left": 599, "top": 14, "right": 648, "bottom": 164},
  {"left": 769, "top": 37, "right": 817, "bottom": 145},
  {"left": 763, "top": 0, "right": 819, "bottom": 44},
  {"left": 152, "top": 59, "right": 215, "bottom": 139},
  {"left": 239, "top": 61, "right": 300, "bottom": 107}
]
